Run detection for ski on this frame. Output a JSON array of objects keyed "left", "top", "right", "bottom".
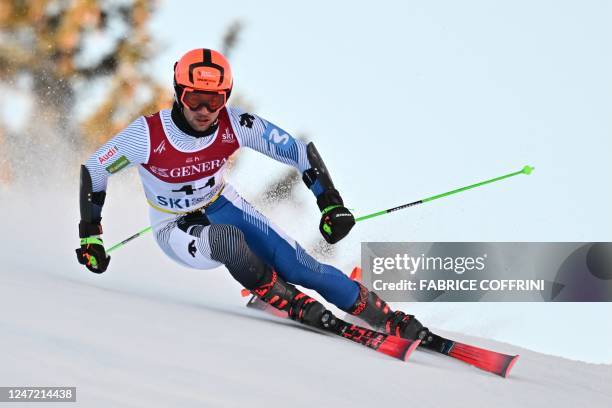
[
  {"left": 420, "top": 332, "right": 519, "bottom": 378},
  {"left": 247, "top": 295, "right": 519, "bottom": 377},
  {"left": 246, "top": 296, "right": 420, "bottom": 362},
  {"left": 343, "top": 267, "right": 519, "bottom": 377}
]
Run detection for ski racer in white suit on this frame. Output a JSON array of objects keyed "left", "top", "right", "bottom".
[{"left": 76, "top": 48, "right": 425, "bottom": 341}]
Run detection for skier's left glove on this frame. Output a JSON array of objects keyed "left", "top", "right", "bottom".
[
  {"left": 317, "top": 189, "right": 355, "bottom": 244},
  {"left": 75, "top": 221, "right": 110, "bottom": 273},
  {"left": 320, "top": 205, "right": 355, "bottom": 244}
]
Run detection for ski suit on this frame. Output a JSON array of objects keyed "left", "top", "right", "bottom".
[{"left": 84, "top": 106, "right": 359, "bottom": 309}]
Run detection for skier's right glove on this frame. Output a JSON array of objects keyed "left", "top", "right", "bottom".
[{"left": 75, "top": 221, "right": 110, "bottom": 273}]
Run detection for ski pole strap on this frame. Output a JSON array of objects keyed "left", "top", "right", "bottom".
[
  {"left": 321, "top": 204, "right": 342, "bottom": 215},
  {"left": 80, "top": 237, "right": 103, "bottom": 246}
]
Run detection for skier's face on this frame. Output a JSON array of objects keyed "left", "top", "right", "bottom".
[{"left": 182, "top": 104, "right": 222, "bottom": 131}]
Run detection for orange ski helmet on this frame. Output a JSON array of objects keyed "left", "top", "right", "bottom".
[{"left": 174, "top": 48, "right": 233, "bottom": 111}]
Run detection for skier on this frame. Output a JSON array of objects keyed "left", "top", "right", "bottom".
[{"left": 75, "top": 48, "right": 425, "bottom": 341}]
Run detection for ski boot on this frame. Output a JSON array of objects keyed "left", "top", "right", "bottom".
[
  {"left": 251, "top": 269, "right": 338, "bottom": 331},
  {"left": 347, "top": 282, "right": 428, "bottom": 341}
]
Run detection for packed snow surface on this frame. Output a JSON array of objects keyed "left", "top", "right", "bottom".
[
  {"left": 0, "top": 184, "right": 610, "bottom": 407},
  {"left": 1, "top": 259, "right": 611, "bottom": 408}
]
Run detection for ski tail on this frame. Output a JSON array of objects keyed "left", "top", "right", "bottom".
[
  {"left": 247, "top": 294, "right": 288, "bottom": 318},
  {"left": 448, "top": 341, "right": 519, "bottom": 377},
  {"left": 423, "top": 333, "right": 519, "bottom": 377}
]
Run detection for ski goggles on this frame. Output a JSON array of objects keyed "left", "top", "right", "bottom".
[{"left": 180, "top": 89, "right": 228, "bottom": 112}]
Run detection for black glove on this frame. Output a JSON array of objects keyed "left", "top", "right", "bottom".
[
  {"left": 319, "top": 205, "right": 356, "bottom": 244},
  {"left": 75, "top": 221, "right": 110, "bottom": 273},
  {"left": 316, "top": 189, "right": 355, "bottom": 244}
]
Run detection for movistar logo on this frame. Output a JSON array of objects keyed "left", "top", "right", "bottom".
[{"left": 265, "top": 128, "right": 290, "bottom": 145}]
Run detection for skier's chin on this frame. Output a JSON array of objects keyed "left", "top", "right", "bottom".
[
  {"left": 192, "top": 117, "right": 212, "bottom": 130},
  {"left": 187, "top": 114, "right": 215, "bottom": 131}
]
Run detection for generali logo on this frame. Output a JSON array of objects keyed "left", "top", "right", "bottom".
[
  {"left": 98, "top": 146, "right": 119, "bottom": 164},
  {"left": 221, "top": 128, "right": 235, "bottom": 143},
  {"left": 148, "top": 158, "right": 227, "bottom": 179},
  {"left": 154, "top": 140, "right": 166, "bottom": 154}
]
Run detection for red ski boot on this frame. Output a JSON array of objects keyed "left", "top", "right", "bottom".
[{"left": 347, "top": 282, "right": 427, "bottom": 341}]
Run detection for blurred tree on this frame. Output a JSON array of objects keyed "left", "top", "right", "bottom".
[
  {"left": 0, "top": 0, "right": 169, "bottom": 184},
  {"left": 0, "top": 1, "right": 334, "bottom": 258},
  {"left": 220, "top": 20, "right": 243, "bottom": 58},
  {"left": 0, "top": 126, "right": 11, "bottom": 185}
]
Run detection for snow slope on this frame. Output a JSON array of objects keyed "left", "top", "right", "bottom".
[
  {"left": 1, "top": 181, "right": 610, "bottom": 407},
  {"left": 2, "top": 256, "right": 611, "bottom": 408}
]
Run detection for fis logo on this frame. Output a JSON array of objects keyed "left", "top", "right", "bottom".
[{"left": 154, "top": 140, "right": 166, "bottom": 154}]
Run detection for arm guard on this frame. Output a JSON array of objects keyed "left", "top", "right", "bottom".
[
  {"left": 79, "top": 165, "right": 106, "bottom": 237},
  {"left": 302, "top": 142, "right": 344, "bottom": 211}
]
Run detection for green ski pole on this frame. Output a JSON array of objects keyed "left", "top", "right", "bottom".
[
  {"left": 106, "top": 216, "right": 175, "bottom": 254},
  {"left": 107, "top": 225, "right": 153, "bottom": 254},
  {"left": 355, "top": 165, "right": 534, "bottom": 223},
  {"left": 106, "top": 166, "right": 534, "bottom": 253}
]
